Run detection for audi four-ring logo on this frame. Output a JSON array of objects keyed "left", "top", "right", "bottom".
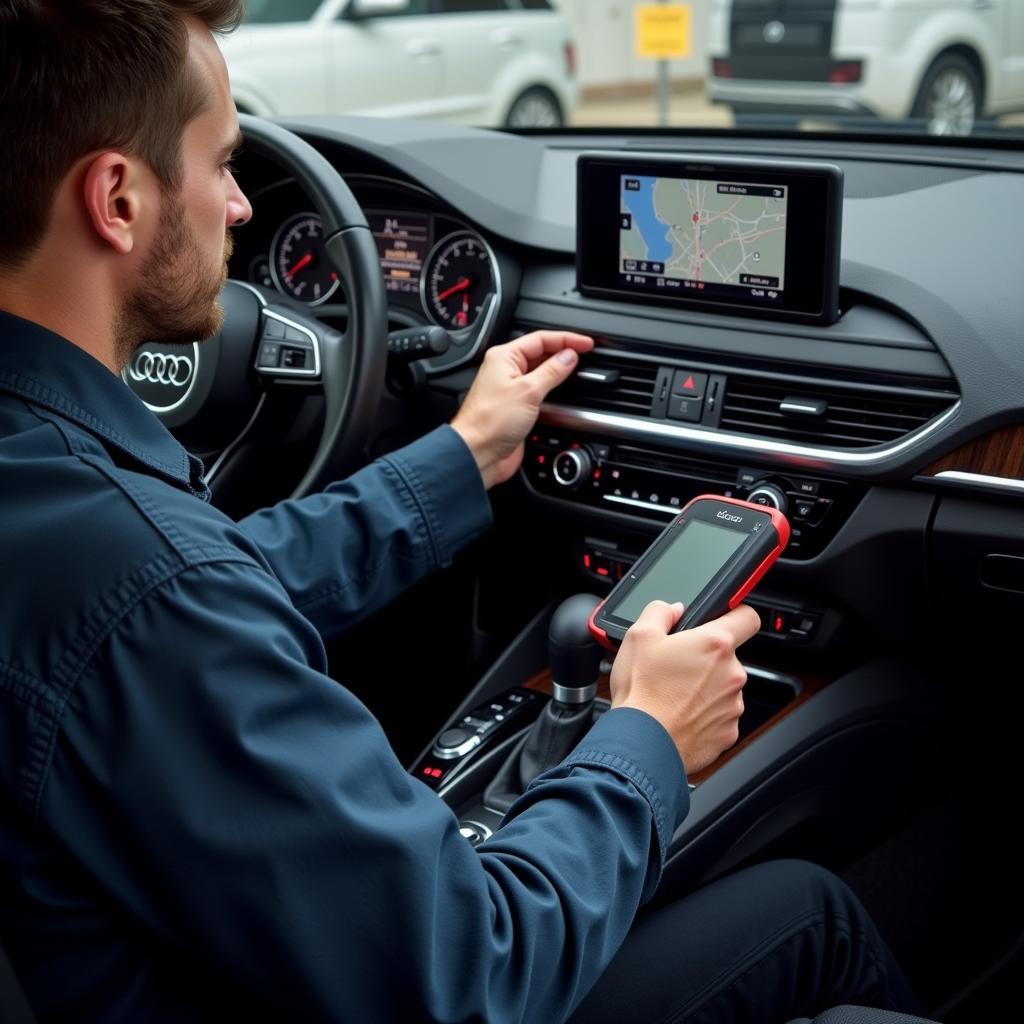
[{"left": 129, "top": 352, "right": 194, "bottom": 387}]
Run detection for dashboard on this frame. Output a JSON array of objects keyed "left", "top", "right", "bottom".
[{"left": 228, "top": 116, "right": 1024, "bottom": 673}]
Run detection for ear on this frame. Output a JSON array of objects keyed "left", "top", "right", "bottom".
[{"left": 81, "top": 152, "right": 152, "bottom": 256}]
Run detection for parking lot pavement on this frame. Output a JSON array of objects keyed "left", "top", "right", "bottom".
[
  {"left": 571, "top": 78, "right": 1024, "bottom": 134},
  {"left": 572, "top": 80, "right": 731, "bottom": 128}
]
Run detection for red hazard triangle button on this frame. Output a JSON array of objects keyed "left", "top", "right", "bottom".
[{"left": 671, "top": 369, "right": 708, "bottom": 398}]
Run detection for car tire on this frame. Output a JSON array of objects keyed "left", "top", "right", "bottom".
[
  {"left": 504, "top": 87, "right": 563, "bottom": 129},
  {"left": 911, "top": 54, "right": 982, "bottom": 136}
]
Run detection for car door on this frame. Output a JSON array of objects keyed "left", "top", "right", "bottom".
[
  {"left": 325, "top": 0, "right": 444, "bottom": 119},
  {"left": 426, "top": 0, "right": 521, "bottom": 124}
]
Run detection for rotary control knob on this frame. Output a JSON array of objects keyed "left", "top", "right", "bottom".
[
  {"left": 433, "top": 727, "right": 481, "bottom": 760},
  {"left": 746, "top": 482, "right": 789, "bottom": 517},
  {"left": 552, "top": 448, "right": 593, "bottom": 488}
]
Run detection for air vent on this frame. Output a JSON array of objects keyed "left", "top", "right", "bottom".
[
  {"left": 720, "top": 375, "right": 956, "bottom": 448},
  {"left": 555, "top": 357, "right": 658, "bottom": 417}
]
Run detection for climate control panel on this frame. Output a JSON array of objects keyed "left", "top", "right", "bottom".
[{"left": 523, "top": 428, "right": 860, "bottom": 560}]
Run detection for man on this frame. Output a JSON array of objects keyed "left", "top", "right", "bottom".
[{"left": 0, "top": 2, "right": 921, "bottom": 1021}]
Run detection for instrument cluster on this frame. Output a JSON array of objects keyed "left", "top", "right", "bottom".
[{"left": 236, "top": 176, "right": 501, "bottom": 342}]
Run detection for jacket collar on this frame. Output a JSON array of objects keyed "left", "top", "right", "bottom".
[{"left": 0, "top": 310, "right": 209, "bottom": 498}]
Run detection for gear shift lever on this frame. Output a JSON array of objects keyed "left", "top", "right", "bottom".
[
  {"left": 549, "top": 593, "right": 605, "bottom": 707},
  {"left": 484, "top": 594, "right": 604, "bottom": 812}
]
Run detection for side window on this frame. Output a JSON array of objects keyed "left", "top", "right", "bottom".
[{"left": 432, "top": 0, "right": 509, "bottom": 13}]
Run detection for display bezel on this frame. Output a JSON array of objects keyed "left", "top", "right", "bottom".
[{"left": 577, "top": 154, "right": 843, "bottom": 326}]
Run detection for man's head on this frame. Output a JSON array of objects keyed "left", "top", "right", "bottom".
[{"left": 0, "top": 0, "right": 253, "bottom": 368}]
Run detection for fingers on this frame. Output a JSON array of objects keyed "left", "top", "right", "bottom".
[
  {"left": 691, "top": 604, "right": 762, "bottom": 649},
  {"left": 503, "top": 331, "right": 594, "bottom": 369},
  {"left": 626, "top": 599, "right": 685, "bottom": 640},
  {"left": 521, "top": 348, "right": 582, "bottom": 398}
]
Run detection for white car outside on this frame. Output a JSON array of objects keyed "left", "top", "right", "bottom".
[
  {"left": 221, "top": 0, "right": 579, "bottom": 128},
  {"left": 708, "top": 0, "right": 1024, "bottom": 135}
]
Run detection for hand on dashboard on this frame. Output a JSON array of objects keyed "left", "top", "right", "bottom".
[{"left": 451, "top": 331, "right": 594, "bottom": 490}]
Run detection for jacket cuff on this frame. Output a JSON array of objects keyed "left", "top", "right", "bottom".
[{"left": 560, "top": 707, "right": 690, "bottom": 868}]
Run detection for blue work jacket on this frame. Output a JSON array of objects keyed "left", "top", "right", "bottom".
[{"left": 0, "top": 310, "right": 689, "bottom": 1022}]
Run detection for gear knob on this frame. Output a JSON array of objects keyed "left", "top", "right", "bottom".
[{"left": 549, "top": 594, "right": 604, "bottom": 705}]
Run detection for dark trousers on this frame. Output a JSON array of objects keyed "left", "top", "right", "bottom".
[{"left": 570, "top": 859, "right": 920, "bottom": 1024}]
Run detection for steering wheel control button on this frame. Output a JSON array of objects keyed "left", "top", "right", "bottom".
[
  {"left": 668, "top": 396, "right": 703, "bottom": 422},
  {"left": 281, "top": 347, "right": 309, "bottom": 370},
  {"left": 262, "top": 318, "right": 286, "bottom": 340},
  {"left": 671, "top": 369, "right": 708, "bottom": 398},
  {"left": 258, "top": 342, "right": 282, "bottom": 368},
  {"left": 434, "top": 728, "right": 482, "bottom": 760},
  {"left": 553, "top": 448, "right": 592, "bottom": 487}
]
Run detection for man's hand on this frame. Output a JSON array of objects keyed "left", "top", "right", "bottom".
[
  {"left": 451, "top": 331, "right": 594, "bottom": 489},
  {"left": 609, "top": 601, "right": 762, "bottom": 774}
]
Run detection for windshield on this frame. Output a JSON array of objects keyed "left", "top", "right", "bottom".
[{"left": 222, "top": 0, "right": 1024, "bottom": 142}]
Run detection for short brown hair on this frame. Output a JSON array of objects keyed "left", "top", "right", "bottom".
[{"left": 0, "top": 0, "right": 244, "bottom": 270}]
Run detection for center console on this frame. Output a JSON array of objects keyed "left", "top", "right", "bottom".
[{"left": 412, "top": 598, "right": 947, "bottom": 899}]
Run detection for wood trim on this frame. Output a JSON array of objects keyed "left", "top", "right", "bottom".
[
  {"left": 920, "top": 424, "right": 1024, "bottom": 481},
  {"left": 523, "top": 669, "right": 825, "bottom": 784}
]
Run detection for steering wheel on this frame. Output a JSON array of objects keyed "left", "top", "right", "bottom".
[{"left": 122, "top": 114, "right": 388, "bottom": 501}]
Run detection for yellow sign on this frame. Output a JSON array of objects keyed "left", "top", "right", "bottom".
[{"left": 635, "top": 3, "right": 692, "bottom": 61}]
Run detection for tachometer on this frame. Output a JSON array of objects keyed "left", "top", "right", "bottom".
[
  {"left": 269, "top": 212, "right": 340, "bottom": 305},
  {"left": 423, "top": 231, "right": 496, "bottom": 332}
]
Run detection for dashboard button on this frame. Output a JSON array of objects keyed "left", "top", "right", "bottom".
[
  {"left": 667, "top": 396, "right": 703, "bottom": 422},
  {"left": 671, "top": 369, "right": 708, "bottom": 398}
]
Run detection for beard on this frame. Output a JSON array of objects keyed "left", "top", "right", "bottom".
[{"left": 114, "top": 189, "right": 232, "bottom": 369}]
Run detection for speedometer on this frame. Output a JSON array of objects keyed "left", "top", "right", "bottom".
[
  {"left": 269, "top": 212, "right": 340, "bottom": 305},
  {"left": 423, "top": 232, "right": 496, "bottom": 332}
]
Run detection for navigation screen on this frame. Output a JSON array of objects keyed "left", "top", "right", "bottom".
[
  {"left": 369, "top": 212, "right": 430, "bottom": 296},
  {"left": 620, "top": 175, "right": 788, "bottom": 303},
  {"left": 577, "top": 156, "right": 842, "bottom": 325}
]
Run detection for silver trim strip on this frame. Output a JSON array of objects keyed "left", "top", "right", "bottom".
[
  {"left": 744, "top": 664, "right": 804, "bottom": 696},
  {"left": 933, "top": 470, "right": 1024, "bottom": 494},
  {"left": 540, "top": 401, "right": 961, "bottom": 468},
  {"left": 231, "top": 279, "right": 268, "bottom": 306},
  {"left": 605, "top": 494, "right": 678, "bottom": 516}
]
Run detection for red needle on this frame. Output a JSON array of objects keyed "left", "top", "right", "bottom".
[
  {"left": 437, "top": 276, "right": 470, "bottom": 301},
  {"left": 286, "top": 252, "right": 313, "bottom": 279}
]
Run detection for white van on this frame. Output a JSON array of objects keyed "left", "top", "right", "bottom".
[
  {"left": 222, "top": 0, "right": 579, "bottom": 128},
  {"left": 707, "top": 0, "right": 1024, "bottom": 135}
]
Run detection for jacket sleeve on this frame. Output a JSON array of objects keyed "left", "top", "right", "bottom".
[
  {"left": 45, "top": 556, "right": 690, "bottom": 1024},
  {"left": 235, "top": 424, "right": 492, "bottom": 639}
]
